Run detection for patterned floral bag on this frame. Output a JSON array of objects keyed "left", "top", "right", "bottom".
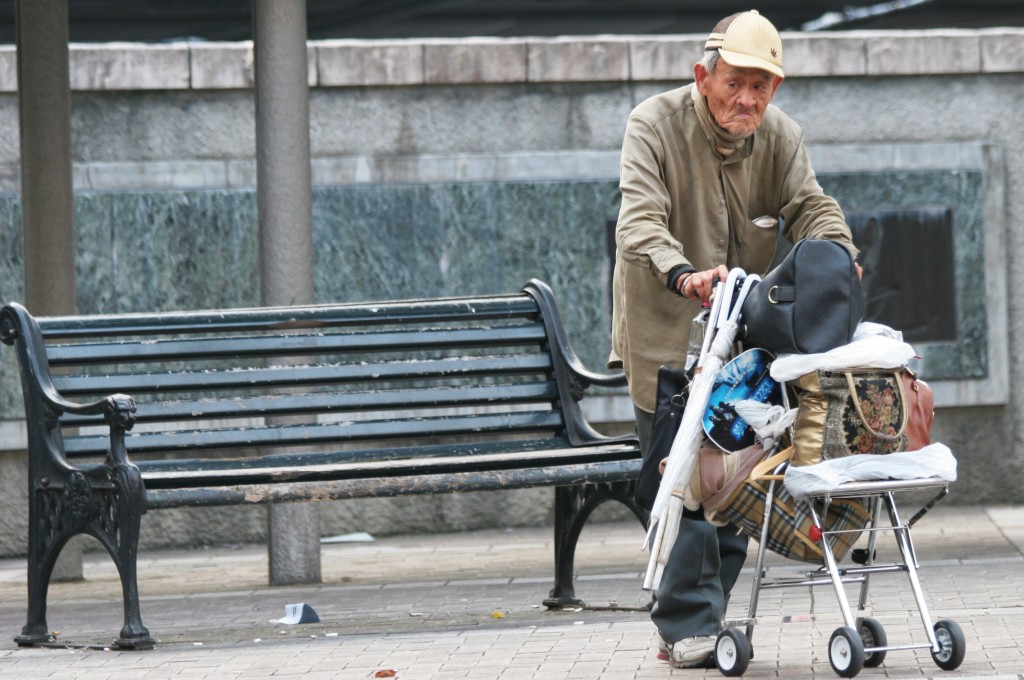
[{"left": 790, "top": 368, "right": 910, "bottom": 467}]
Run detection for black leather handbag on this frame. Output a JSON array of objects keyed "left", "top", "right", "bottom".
[
  {"left": 741, "top": 239, "right": 865, "bottom": 355},
  {"left": 634, "top": 365, "right": 689, "bottom": 512}
]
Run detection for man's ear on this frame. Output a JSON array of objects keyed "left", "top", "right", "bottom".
[
  {"left": 771, "top": 76, "right": 784, "bottom": 96},
  {"left": 694, "top": 62, "right": 709, "bottom": 95}
]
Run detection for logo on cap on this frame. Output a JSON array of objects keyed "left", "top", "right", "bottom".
[{"left": 704, "top": 10, "right": 784, "bottom": 79}]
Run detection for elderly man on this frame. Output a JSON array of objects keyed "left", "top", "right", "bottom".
[{"left": 608, "top": 10, "right": 857, "bottom": 669}]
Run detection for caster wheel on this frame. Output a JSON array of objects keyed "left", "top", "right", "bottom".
[
  {"left": 715, "top": 628, "right": 751, "bottom": 677},
  {"left": 857, "top": 616, "right": 887, "bottom": 668},
  {"left": 932, "top": 619, "right": 966, "bottom": 670},
  {"left": 829, "top": 626, "right": 865, "bottom": 678}
]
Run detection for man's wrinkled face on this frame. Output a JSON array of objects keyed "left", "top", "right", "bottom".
[{"left": 695, "top": 61, "right": 782, "bottom": 137}]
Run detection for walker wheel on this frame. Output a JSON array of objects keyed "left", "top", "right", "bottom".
[
  {"left": 932, "top": 619, "right": 966, "bottom": 670},
  {"left": 857, "top": 617, "right": 887, "bottom": 668},
  {"left": 828, "top": 626, "right": 865, "bottom": 678},
  {"left": 715, "top": 628, "right": 751, "bottom": 677}
]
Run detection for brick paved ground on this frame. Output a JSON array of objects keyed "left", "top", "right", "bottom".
[{"left": 0, "top": 504, "right": 1022, "bottom": 679}]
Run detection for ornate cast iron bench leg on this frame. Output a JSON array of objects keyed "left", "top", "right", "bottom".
[
  {"left": 108, "top": 463, "right": 153, "bottom": 650},
  {"left": 16, "top": 464, "right": 153, "bottom": 649},
  {"left": 14, "top": 488, "right": 60, "bottom": 647}
]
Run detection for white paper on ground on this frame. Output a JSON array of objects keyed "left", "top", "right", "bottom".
[
  {"left": 271, "top": 603, "right": 320, "bottom": 625},
  {"left": 320, "top": 531, "right": 376, "bottom": 543}
]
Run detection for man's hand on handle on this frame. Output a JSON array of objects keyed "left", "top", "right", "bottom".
[
  {"left": 676, "top": 264, "right": 730, "bottom": 302},
  {"left": 676, "top": 260, "right": 861, "bottom": 302}
]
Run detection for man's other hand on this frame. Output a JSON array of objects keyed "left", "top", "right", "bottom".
[{"left": 678, "top": 264, "right": 730, "bottom": 301}]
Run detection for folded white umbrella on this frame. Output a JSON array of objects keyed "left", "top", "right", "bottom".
[{"left": 644, "top": 269, "right": 759, "bottom": 591}]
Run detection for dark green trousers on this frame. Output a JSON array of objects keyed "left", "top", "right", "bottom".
[{"left": 635, "top": 406, "right": 749, "bottom": 643}]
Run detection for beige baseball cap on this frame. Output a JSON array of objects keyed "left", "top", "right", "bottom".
[{"left": 704, "top": 10, "right": 784, "bottom": 78}]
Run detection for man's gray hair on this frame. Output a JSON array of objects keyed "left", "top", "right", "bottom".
[{"left": 701, "top": 49, "right": 720, "bottom": 74}]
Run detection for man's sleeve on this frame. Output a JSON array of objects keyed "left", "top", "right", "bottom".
[
  {"left": 778, "top": 139, "right": 859, "bottom": 259},
  {"left": 616, "top": 115, "right": 691, "bottom": 286}
]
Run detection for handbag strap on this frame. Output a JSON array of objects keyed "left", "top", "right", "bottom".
[
  {"left": 844, "top": 369, "right": 909, "bottom": 441},
  {"left": 766, "top": 285, "right": 795, "bottom": 303},
  {"left": 750, "top": 445, "right": 794, "bottom": 481}
]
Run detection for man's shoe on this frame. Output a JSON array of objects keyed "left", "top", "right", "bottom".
[
  {"left": 669, "top": 635, "right": 716, "bottom": 669},
  {"left": 656, "top": 636, "right": 670, "bottom": 661}
]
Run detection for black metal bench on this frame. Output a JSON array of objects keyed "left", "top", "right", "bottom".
[{"left": 1, "top": 279, "right": 644, "bottom": 650}]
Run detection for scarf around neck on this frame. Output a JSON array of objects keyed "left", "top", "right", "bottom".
[{"left": 691, "top": 85, "right": 748, "bottom": 158}]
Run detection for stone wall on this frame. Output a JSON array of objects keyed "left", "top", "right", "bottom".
[{"left": 0, "top": 28, "right": 1022, "bottom": 555}]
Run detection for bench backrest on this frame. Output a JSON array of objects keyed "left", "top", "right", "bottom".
[{"left": 2, "top": 280, "right": 628, "bottom": 490}]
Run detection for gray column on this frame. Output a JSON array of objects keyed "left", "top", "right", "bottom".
[
  {"left": 253, "top": 0, "right": 321, "bottom": 586},
  {"left": 16, "top": 0, "right": 84, "bottom": 582},
  {"left": 17, "top": 0, "right": 76, "bottom": 315}
]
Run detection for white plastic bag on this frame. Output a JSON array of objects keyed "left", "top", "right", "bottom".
[
  {"left": 770, "top": 323, "right": 916, "bottom": 382},
  {"left": 782, "top": 443, "right": 957, "bottom": 500}
]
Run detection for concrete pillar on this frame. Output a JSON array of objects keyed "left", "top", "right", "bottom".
[
  {"left": 16, "top": 0, "right": 84, "bottom": 582},
  {"left": 252, "top": 0, "right": 321, "bottom": 585}
]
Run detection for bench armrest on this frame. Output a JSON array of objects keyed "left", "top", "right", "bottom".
[
  {"left": 523, "top": 281, "right": 636, "bottom": 449},
  {"left": 561, "top": 362, "right": 627, "bottom": 390},
  {"left": 1, "top": 302, "right": 138, "bottom": 466},
  {"left": 522, "top": 280, "right": 626, "bottom": 391}
]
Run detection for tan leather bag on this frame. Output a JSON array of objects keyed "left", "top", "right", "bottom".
[{"left": 902, "top": 368, "right": 935, "bottom": 452}]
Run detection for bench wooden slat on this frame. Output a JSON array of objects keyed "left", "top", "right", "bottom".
[
  {"left": 134, "top": 437, "right": 578, "bottom": 473},
  {"left": 63, "top": 410, "right": 567, "bottom": 456},
  {"left": 36, "top": 294, "right": 540, "bottom": 338},
  {"left": 138, "top": 443, "right": 640, "bottom": 490},
  {"left": 53, "top": 353, "right": 552, "bottom": 397},
  {"left": 59, "top": 381, "right": 561, "bottom": 426},
  {"left": 144, "top": 458, "right": 642, "bottom": 509},
  {"left": 45, "top": 323, "right": 549, "bottom": 366}
]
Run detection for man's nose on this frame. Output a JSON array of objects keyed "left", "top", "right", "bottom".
[{"left": 737, "top": 88, "right": 757, "bottom": 108}]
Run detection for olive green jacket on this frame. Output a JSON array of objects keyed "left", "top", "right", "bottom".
[{"left": 610, "top": 84, "right": 855, "bottom": 413}]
